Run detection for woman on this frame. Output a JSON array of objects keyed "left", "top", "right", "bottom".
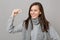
[{"left": 7, "top": 2, "right": 60, "bottom": 40}]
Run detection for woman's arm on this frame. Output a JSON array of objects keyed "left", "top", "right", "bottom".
[
  {"left": 7, "top": 15, "right": 23, "bottom": 33},
  {"left": 7, "top": 9, "right": 23, "bottom": 33},
  {"left": 49, "top": 25, "right": 60, "bottom": 40}
]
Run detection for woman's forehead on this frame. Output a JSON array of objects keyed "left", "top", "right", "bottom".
[{"left": 31, "top": 5, "right": 39, "bottom": 9}]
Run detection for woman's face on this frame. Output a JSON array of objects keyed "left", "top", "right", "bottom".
[{"left": 30, "top": 5, "right": 41, "bottom": 19}]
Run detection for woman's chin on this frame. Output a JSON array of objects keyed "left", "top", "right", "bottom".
[{"left": 31, "top": 17, "right": 38, "bottom": 19}]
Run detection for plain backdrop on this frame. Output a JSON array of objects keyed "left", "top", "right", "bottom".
[{"left": 0, "top": 0, "right": 60, "bottom": 40}]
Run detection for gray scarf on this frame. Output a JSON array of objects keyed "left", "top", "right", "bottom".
[{"left": 22, "top": 18, "right": 53, "bottom": 40}]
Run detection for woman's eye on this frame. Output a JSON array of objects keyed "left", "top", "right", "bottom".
[
  {"left": 34, "top": 10, "right": 37, "bottom": 11},
  {"left": 30, "top": 10, "right": 37, "bottom": 11},
  {"left": 30, "top": 10, "right": 32, "bottom": 11}
]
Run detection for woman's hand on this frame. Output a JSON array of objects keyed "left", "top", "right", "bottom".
[{"left": 11, "top": 9, "right": 22, "bottom": 17}]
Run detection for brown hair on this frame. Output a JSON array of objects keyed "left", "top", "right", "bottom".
[{"left": 24, "top": 2, "right": 49, "bottom": 32}]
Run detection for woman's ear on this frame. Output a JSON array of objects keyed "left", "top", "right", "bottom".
[{"left": 40, "top": 12, "right": 41, "bottom": 15}]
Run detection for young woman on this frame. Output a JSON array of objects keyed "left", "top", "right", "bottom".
[{"left": 7, "top": 2, "right": 60, "bottom": 40}]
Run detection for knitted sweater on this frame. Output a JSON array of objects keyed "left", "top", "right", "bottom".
[{"left": 7, "top": 16, "right": 60, "bottom": 40}]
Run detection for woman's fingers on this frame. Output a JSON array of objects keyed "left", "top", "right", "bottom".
[{"left": 12, "top": 9, "right": 22, "bottom": 16}]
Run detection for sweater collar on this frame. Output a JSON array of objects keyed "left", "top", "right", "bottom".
[{"left": 31, "top": 18, "right": 40, "bottom": 25}]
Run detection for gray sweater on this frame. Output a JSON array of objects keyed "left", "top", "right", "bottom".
[{"left": 7, "top": 16, "right": 60, "bottom": 40}]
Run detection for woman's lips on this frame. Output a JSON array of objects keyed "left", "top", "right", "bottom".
[{"left": 31, "top": 14, "right": 36, "bottom": 17}]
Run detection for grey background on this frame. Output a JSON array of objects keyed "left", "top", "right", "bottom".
[{"left": 0, "top": 0, "right": 60, "bottom": 40}]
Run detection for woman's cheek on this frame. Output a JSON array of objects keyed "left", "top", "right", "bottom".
[{"left": 35, "top": 12, "right": 39, "bottom": 15}]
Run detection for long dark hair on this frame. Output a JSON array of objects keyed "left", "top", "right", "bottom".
[{"left": 24, "top": 2, "right": 49, "bottom": 32}]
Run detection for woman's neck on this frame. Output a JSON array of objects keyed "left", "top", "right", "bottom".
[{"left": 31, "top": 17, "right": 39, "bottom": 25}]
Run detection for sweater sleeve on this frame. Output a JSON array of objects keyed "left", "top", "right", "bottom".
[
  {"left": 49, "top": 25, "right": 60, "bottom": 40},
  {"left": 7, "top": 16, "right": 24, "bottom": 33}
]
